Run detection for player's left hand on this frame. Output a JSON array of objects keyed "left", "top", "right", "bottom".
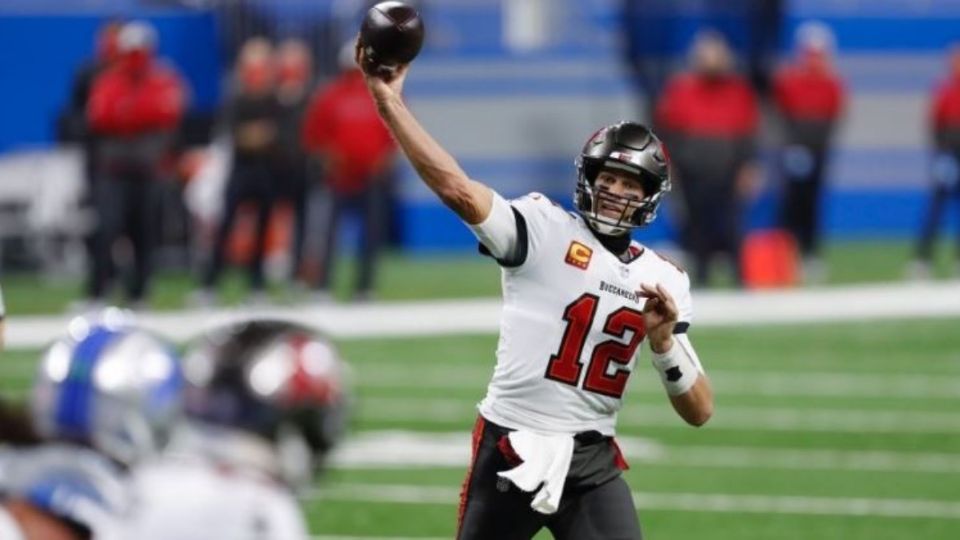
[{"left": 639, "top": 283, "right": 678, "bottom": 353}]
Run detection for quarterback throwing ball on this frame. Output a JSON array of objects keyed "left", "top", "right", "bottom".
[{"left": 356, "top": 38, "right": 714, "bottom": 540}]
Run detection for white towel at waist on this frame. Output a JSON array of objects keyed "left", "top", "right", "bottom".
[{"left": 496, "top": 430, "right": 575, "bottom": 514}]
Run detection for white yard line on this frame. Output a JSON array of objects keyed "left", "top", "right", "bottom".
[
  {"left": 330, "top": 431, "right": 960, "bottom": 474},
  {"left": 4, "top": 361, "right": 959, "bottom": 401},
  {"left": 355, "top": 396, "right": 960, "bottom": 434},
  {"left": 306, "top": 483, "right": 960, "bottom": 519},
  {"left": 5, "top": 281, "right": 960, "bottom": 348}
]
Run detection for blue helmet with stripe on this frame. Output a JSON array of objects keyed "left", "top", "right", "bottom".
[{"left": 30, "top": 310, "right": 183, "bottom": 465}]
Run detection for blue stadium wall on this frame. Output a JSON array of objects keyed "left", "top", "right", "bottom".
[{"left": 1, "top": 0, "right": 959, "bottom": 252}]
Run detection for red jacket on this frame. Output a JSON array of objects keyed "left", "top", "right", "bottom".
[
  {"left": 656, "top": 72, "right": 759, "bottom": 138},
  {"left": 87, "top": 59, "right": 185, "bottom": 136},
  {"left": 773, "top": 63, "right": 845, "bottom": 122},
  {"left": 931, "top": 75, "right": 960, "bottom": 136},
  {"left": 302, "top": 70, "right": 395, "bottom": 194}
]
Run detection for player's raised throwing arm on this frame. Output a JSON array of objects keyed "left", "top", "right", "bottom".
[{"left": 357, "top": 43, "right": 494, "bottom": 225}]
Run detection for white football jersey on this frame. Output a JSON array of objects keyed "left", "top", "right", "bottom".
[
  {"left": 478, "top": 193, "right": 693, "bottom": 436},
  {"left": 124, "top": 457, "right": 310, "bottom": 540}
]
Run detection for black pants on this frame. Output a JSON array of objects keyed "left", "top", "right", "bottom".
[
  {"left": 203, "top": 160, "right": 275, "bottom": 291},
  {"left": 277, "top": 161, "right": 309, "bottom": 281},
  {"left": 677, "top": 174, "right": 743, "bottom": 286},
  {"left": 457, "top": 417, "right": 642, "bottom": 540},
  {"left": 89, "top": 173, "right": 158, "bottom": 302},
  {"left": 82, "top": 149, "right": 101, "bottom": 300},
  {"left": 915, "top": 179, "right": 960, "bottom": 261},
  {"left": 313, "top": 183, "right": 384, "bottom": 296},
  {"left": 778, "top": 146, "right": 828, "bottom": 257}
]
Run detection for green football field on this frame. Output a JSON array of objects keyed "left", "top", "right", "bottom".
[
  {"left": 3, "top": 318, "right": 959, "bottom": 539},
  {"left": 1, "top": 238, "right": 957, "bottom": 314}
]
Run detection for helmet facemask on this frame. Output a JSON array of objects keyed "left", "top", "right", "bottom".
[{"left": 575, "top": 158, "right": 668, "bottom": 236}]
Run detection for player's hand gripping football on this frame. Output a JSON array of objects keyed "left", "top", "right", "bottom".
[
  {"left": 639, "top": 283, "right": 678, "bottom": 353},
  {"left": 355, "top": 35, "right": 409, "bottom": 105}
]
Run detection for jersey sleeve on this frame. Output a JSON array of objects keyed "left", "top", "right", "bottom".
[
  {"left": 469, "top": 190, "right": 524, "bottom": 266},
  {"left": 472, "top": 192, "right": 566, "bottom": 268},
  {"left": 504, "top": 192, "right": 568, "bottom": 268}
]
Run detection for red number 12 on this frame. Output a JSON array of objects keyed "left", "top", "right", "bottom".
[{"left": 545, "top": 293, "right": 646, "bottom": 398}]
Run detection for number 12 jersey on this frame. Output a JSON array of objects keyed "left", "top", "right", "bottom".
[{"left": 478, "top": 193, "right": 695, "bottom": 436}]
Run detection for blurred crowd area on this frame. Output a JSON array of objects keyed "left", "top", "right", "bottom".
[
  {"left": 2, "top": 0, "right": 410, "bottom": 308},
  {"left": 0, "top": 0, "right": 958, "bottom": 308}
]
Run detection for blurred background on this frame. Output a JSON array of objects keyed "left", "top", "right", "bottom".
[
  {"left": 0, "top": 1, "right": 958, "bottom": 539},
  {"left": 0, "top": 0, "right": 958, "bottom": 308}
]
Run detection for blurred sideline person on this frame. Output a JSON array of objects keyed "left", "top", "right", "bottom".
[
  {"left": 1, "top": 311, "right": 183, "bottom": 540},
  {"left": 274, "top": 39, "right": 315, "bottom": 285},
  {"left": 773, "top": 22, "right": 845, "bottom": 282},
  {"left": 656, "top": 31, "right": 760, "bottom": 286},
  {"left": 198, "top": 38, "right": 281, "bottom": 304},
  {"left": 618, "top": 0, "right": 784, "bottom": 119},
  {"left": 911, "top": 45, "right": 960, "bottom": 279},
  {"left": 86, "top": 21, "right": 187, "bottom": 308},
  {"left": 124, "top": 320, "right": 350, "bottom": 540},
  {"left": 57, "top": 21, "right": 122, "bottom": 300},
  {"left": 357, "top": 43, "right": 713, "bottom": 539},
  {"left": 302, "top": 43, "right": 397, "bottom": 302}
]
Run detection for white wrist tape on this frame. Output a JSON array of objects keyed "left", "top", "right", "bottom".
[{"left": 650, "top": 337, "right": 701, "bottom": 396}]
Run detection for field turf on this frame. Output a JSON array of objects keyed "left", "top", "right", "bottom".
[{"left": 3, "top": 317, "right": 958, "bottom": 539}]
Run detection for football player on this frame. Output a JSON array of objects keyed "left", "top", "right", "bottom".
[
  {"left": 357, "top": 46, "right": 714, "bottom": 539},
  {"left": 1, "top": 310, "right": 183, "bottom": 540},
  {"left": 123, "top": 319, "right": 350, "bottom": 540}
]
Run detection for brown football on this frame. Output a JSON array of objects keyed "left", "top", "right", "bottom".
[{"left": 359, "top": 1, "right": 425, "bottom": 78}]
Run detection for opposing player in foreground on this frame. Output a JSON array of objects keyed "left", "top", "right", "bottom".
[
  {"left": 1, "top": 311, "right": 183, "bottom": 540},
  {"left": 357, "top": 44, "right": 714, "bottom": 539},
  {"left": 123, "top": 320, "right": 350, "bottom": 540}
]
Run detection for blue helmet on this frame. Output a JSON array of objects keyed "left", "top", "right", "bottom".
[{"left": 30, "top": 310, "right": 183, "bottom": 465}]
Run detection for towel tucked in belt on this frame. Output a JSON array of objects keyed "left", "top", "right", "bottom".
[{"left": 496, "top": 430, "right": 575, "bottom": 514}]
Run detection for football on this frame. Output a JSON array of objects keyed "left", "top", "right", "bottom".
[{"left": 359, "top": 1, "right": 425, "bottom": 79}]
